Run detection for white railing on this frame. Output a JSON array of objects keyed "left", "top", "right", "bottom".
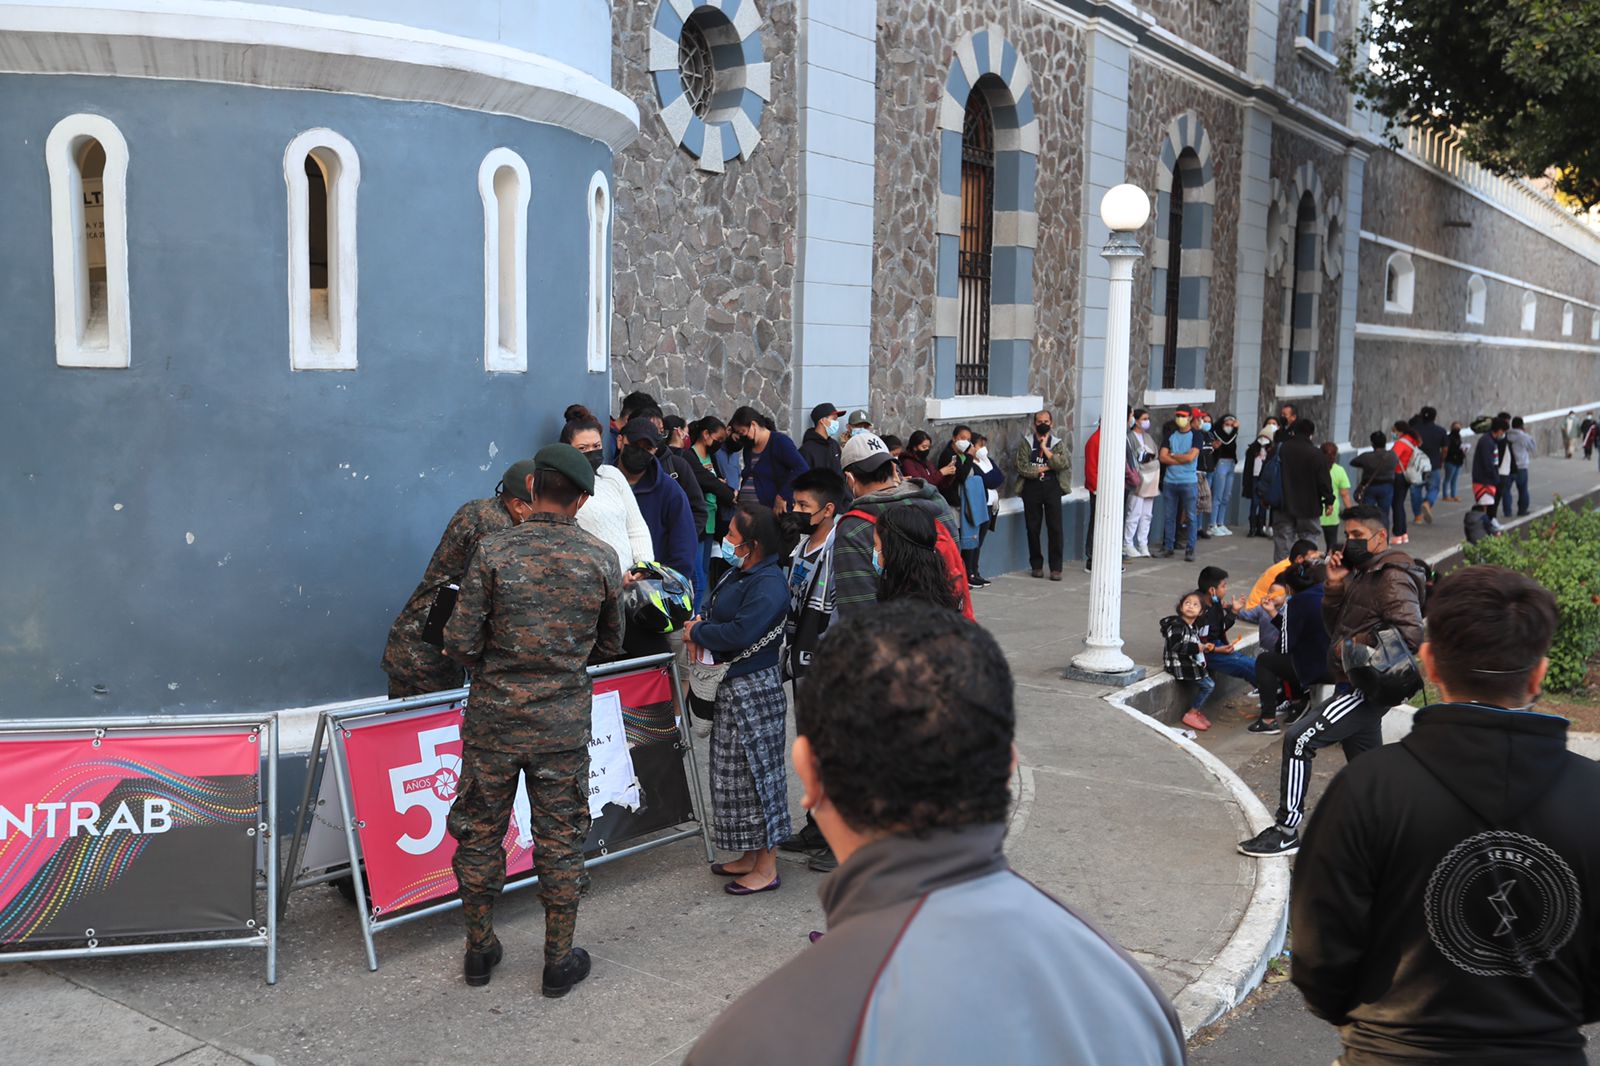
[{"left": 1400, "top": 125, "right": 1600, "bottom": 264}]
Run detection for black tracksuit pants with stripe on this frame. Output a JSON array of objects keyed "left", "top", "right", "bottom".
[{"left": 1275, "top": 687, "right": 1385, "bottom": 829}]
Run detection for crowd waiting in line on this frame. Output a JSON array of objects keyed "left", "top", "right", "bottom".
[{"left": 373, "top": 382, "right": 1600, "bottom": 1061}]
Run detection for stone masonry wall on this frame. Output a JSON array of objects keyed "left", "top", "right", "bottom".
[
  {"left": 869, "top": 0, "right": 1086, "bottom": 485},
  {"left": 1257, "top": 125, "right": 1348, "bottom": 432},
  {"left": 609, "top": 0, "right": 800, "bottom": 424},
  {"left": 1352, "top": 148, "right": 1600, "bottom": 447},
  {"left": 1271, "top": 0, "right": 1352, "bottom": 122},
  {"left": 1139, "top": 0, "right": 1251, "bottom": 72},
  {"left": 1125, "top": 56, "right": 1243, "bottom": 416}
]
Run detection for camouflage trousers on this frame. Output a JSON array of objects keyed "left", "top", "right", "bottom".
[{"left": 447, "top": 744, "right": 591, "bottom": 963}]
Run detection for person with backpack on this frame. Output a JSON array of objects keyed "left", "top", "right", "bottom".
[
  {"left": 1290, "top": 565, "right": 1600, "bottom": 1063},
  {"left": 1268, "top": 418, "right": 1333, "bottom": 563},
  {"left": 873, "top": 506, "right": 972, "bottom": 619},
  {"left": 828, "top": 431, "right": 963, "bottom": 616},
  {"left": 1389, "top": 420, "right": 1425, "bottom": 544},
  {"left": 1239, "top": 504, "right": 1425, "bottom": 858}
]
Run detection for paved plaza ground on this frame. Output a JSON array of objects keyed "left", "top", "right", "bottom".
[{"left": 9, "top": 455, "right": 1600, "bottom": 1065}]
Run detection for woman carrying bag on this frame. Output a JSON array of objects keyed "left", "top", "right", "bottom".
[{"left": 682, "top": 504, "right": 792, "bottom": 895}]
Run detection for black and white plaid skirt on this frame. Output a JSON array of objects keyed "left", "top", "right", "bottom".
[{"left": 710, "top": 665, "right": 792, "bottom": 852}]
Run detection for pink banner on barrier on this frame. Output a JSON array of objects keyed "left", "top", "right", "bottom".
[
  {"left": 0, "top": 733, "right": 259, "bottom": 942},
  {"left": 342, "top": 704, "right": 533, "bottom": 916}
]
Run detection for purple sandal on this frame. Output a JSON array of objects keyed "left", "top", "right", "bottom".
[{"left": 724, "top": 874, "right": 781, "bottom": 896}]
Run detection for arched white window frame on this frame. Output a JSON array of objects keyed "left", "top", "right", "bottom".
[
  {"left": 1520, "top": 290, "right": 1537, "bottom": 332},
  {"left": 47, "top": 113, "right": 130, "bottom": 368},
  {"left": 1562, "top": 302, "right": 1575, "bottom": 337},
  {"left": 478, "top": 148, "right": 531, "bottom": 373},
  {"left": 284, "top": 128, "right": 360, "bottom": 370},
  {"left": 1382, "top": 251, "right": 1414, "bottom": 314},
  {"left": 586, "top": 170, "right": 612, "bottom": 375},
  {"left": 1465, "top": 274, "right": 1487, "bottom": 325}
]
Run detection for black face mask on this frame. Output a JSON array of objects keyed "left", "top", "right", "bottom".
[
  {"left": 725, "top": 435, "right": 744, "bottom": 452},
  {"left": 1036, "top": 422, "right": 1051, "bottom": 436},
  {"left": 778, "top": 511, "right": 814, "bottom": 538},
  {"left": 582, "top": 449, "right": 605, "bottom": 472},
  {"left": 1342, "top": 537, "right": 1373, "bottom": 569},
  {"left": 620, "top": 446, "right": 654, "bottom": 474}
]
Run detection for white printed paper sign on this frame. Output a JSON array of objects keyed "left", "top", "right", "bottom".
[{"left": 586, "top": 689, "right": 641, "bottom": 818}]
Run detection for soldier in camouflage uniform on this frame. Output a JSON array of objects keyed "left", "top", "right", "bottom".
[
  {"left": 381, "top": 460, "right": 539, "bottom": 697},
  {"left": 443, "top": 444, "right": 622, "bottom": 996}
]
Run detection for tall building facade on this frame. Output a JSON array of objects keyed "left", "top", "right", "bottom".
[
  {"left": 614, "top": 0, "right": 1600, "bottom": 488},
  {"left": 1, "top": 0, "right": 635, "bottom": 717}
]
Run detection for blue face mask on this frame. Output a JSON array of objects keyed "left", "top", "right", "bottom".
[
  {"left": 826, "top": 419, "right": 841, "bottom": 439},
  {"left": 871, "top": 549, "right": 883, "bottom": 576},
  {"left": 1200, "top": 421, "right": 1213, "bottom": 432},
  {"left": 720, "top": 538, "right": 742, "bottom": 567}
]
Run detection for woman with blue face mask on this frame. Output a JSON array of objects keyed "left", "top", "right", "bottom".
[
  {"left": 1208, "top": 414, "right": 1241, "bottom": 537},
  {"left": 871, "top": 506, "right": 964, "bottom": 613},
  {"left": 682, "top": 504, "right": 793, "bottom": 896}
]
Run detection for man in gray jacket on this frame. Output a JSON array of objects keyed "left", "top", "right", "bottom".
[{"left": 684, "top": 602, "right": 1186, "bottom": 1066}]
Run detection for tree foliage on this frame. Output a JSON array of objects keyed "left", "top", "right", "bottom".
[{"left": 1345, "top": 0, "right": 1600, "bottom": 209}]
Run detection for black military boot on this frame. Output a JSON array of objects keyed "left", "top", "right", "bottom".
[
  {"left": 541, "top": 946, "right": 592, "bottom": 998},
  {"left": 463, "top": 938, "right": 503, "bottom": 987}
]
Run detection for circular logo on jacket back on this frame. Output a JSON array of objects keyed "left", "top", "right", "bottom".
[{"left": 1424, "top": 831, "right": 1581, "bottom": 978}]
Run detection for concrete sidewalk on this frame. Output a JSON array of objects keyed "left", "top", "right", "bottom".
[{"left": 14, "top": 577, "right": 1268, "bottom": 1065}]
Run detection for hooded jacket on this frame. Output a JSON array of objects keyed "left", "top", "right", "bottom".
[
  {"left": 1277, "top": 434, "right": 1336, "bottom": 520},
  {"left": 1471, "top": 433, "right": 1503, "bottom": 489},
  {"left": 800, "top": 427, "right": 843, "bottom": 473},
  {"left": 827, "top": 478, "right": 958, "bottom": 614},
  {"left": 1291, "top": 703, "right": 1600, "bottom": 1063},
  {"left": 685, "top": 824, "right": 1186, "bottom": 1066},
  {"left": 1321, "top": 546, "right": 1424, "bottom": 683},
  {"left": 621, "top": 457, "right": 698, "bottom": 589}
]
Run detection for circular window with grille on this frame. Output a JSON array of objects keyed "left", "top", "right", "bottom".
[{"left": 649, "top": 1, "right": 771, "bottom": 174}]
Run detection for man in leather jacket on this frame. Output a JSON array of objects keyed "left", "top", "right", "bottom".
[{"left": 1239, "top": 504, "right": 1424, "bottom": 857}]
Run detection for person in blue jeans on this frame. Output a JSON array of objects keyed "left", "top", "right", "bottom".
[
  {"left": 1159, "top": 407, "right": 1202, "bottom": 562},
  {"left": 1196, "top": 565, "right": 1258, "bottom": 688},
  {"left": 1207, "top": 414, "right": 1240, "bottom": 535}
]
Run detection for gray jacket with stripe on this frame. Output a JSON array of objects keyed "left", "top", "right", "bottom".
[{"left": 684, "top": 823, "right": 1186, "bottom": 1065}]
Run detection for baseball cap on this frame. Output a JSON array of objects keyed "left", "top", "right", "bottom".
[
  {"left": 620, "top": 417, "right": 663, "bottom": 446},
  {"left": 847, "top": 409, "right": 871, "bottom": 426},
  {"left": 809, "top": 402, "right": 843, "bottom": 425},
  {"left": 841, "top": 431, "right": 894, "bottom": 474},
  {"left": 533, "top": 443, "right": 596, "bottom": 496},
  {"left": 498, "top": 459, "right": 539, "bottom": 503}
]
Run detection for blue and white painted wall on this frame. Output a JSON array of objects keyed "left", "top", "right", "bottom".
[{"left": 0, "top": 2, "right": 638, "bottom": 719}]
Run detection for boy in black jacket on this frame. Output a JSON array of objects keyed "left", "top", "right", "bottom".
[{"left": 1291, "top": 566, "right": 1600, "bottom": 1065}]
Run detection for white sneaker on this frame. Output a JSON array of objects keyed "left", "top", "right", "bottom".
[
  {"left": 1216, "top": 525, "right": 1233, "bottom": 536},
  {"left": 1137, "top": 545, "right": 1152, "bottom": 558},
  {"left": 1123, "top": 545, "right": 1138, "bottom": 559}
]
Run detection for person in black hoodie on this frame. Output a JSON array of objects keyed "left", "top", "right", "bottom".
[
  {"left": 1291, "top": 565, "right": 1600, "bottom": 1065},
  {"left": 799, "top": 403, "right": 844, "bottom": 473},
  {"left": 1271, "top": 418, "right": 1334, "bottom": 563}
]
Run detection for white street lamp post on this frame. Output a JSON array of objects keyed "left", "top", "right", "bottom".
[{"left": 1068, "top": 183, "right": 1150, "bottom": 684}]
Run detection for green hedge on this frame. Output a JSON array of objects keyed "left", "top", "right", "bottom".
[{"left": 1462, "top": 501, "right": 1600, "bottom": 691}]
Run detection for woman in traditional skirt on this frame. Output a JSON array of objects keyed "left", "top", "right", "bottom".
[{"left": 683, "top": 503, "right": 793, "bottom": 894}]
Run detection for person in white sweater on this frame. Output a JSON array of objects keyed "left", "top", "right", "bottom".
[{"left": 561, "top": 411, "right": 654, "bottom": 578}]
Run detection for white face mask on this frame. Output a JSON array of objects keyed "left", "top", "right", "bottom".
[
  {"left": 954, "top": 439, "right": 971, "bottom": 454},
  {"left": 976, "top": 446, "right": 989, "bottom": 462},
  {"left": 1138, "top": 419, "right": 1151, "bottom": 430}
]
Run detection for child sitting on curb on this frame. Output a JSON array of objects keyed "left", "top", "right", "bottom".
[
  {"left": 1236, "top": 583, "right": 1288, "bottom": 659},
  {"left": 1195, "top": 565, "right": 1258, "bottom": 689},
  {"left": 1161, "top": 591, "right": 1215, "bottom": 731}
]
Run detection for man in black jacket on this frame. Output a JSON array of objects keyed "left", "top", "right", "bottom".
[
  {"left": 799, "top": 403, "right": 844, "bottom": 473},
  {"left": 1271, "top": 418, "right": 1334, "bottom": 562},
  {"left": 1409, "top": 406, "right": 1448, "bottom": 524},
  {"left": 1240, "top": 504, "right": 1423, "bottom": 857},
  {"left": 1290, "top": 565, "right": 1600, "bottom": 1064}
]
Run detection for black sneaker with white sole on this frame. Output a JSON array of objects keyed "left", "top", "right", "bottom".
[
  {"left": 1247, "top": 718, "right": 1282, "bottom": 735},
  {"left": 1238, "top": 825, "right": 1299, "bottom": 857}
]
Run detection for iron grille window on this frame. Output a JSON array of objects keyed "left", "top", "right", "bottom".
[
  {"left": 957, "top": 91, "right": 995, "bottom": 397},
  {"left": 679, "top": 19, "right": 714, "bottom": 117},
  {"left": 1161, "top": 173, "right": 1184, "bottom": 390}
]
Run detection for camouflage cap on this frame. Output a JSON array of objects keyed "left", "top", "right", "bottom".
[
  {"left": 498, "top": 459, "right": 540, "bottom": 503},
  {"left": 534, "top": 443, "right": 596, "bottom": 496}
]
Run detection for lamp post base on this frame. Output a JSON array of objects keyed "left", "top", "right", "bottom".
[{"left": 1062, "top": 662, "right": 1148, "bottom": 687}]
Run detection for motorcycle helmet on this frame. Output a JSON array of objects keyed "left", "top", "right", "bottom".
[
  {"left": 1340, "top": 626, "right": 1423, "bottom": 705},
  {"left": 623, "top": 561, "right": 694, "bottom": 634}
]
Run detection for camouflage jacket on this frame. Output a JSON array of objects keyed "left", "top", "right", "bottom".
[
  {"left": 380, "top": 497, "right": 514, "bottom": 686},
  {"left": 444, "top": 513, "right": 624, "bottom": 753}
]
